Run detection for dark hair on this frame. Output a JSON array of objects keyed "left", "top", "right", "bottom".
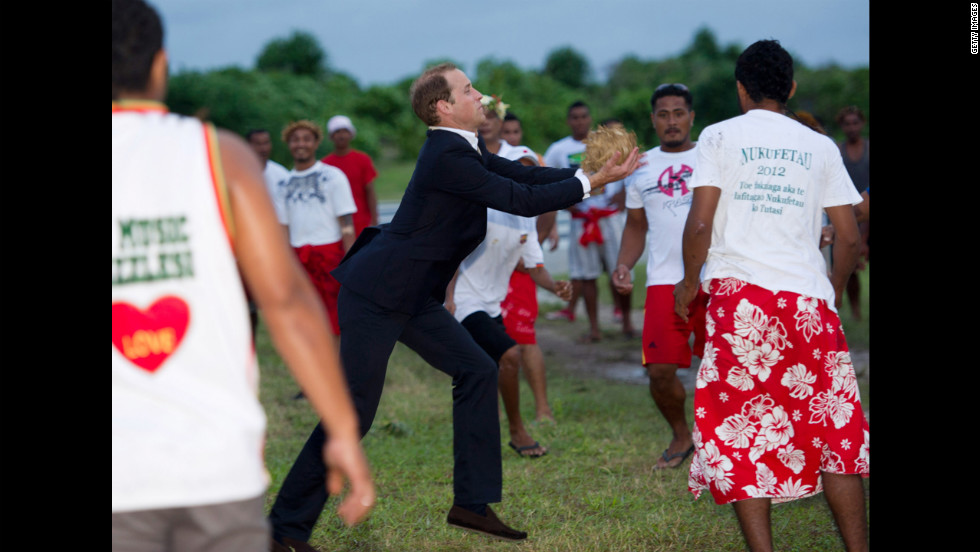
[
  {"left": 567, "top": 100, "right": 590, "bottom": 116},
  {"left": 503, "top": 112, "right": 520, "bottom": 124},
  {"left": 650, "top": 84, "right": 693, "bottom": 111},
  {"left": 410, "top": 63, "right": 457, "bottom": 126},
  {"left": 245, "top": 129, "right": 270, "bottom": 141},
  {"left": 835, "top": 105, "right": 865, "bottom": 125},
  {"left": 735, "top": 40, "right": 794, "bottom": 104},
  {"left": 112, "top": 0, "right": 164, "bottom": 100}
]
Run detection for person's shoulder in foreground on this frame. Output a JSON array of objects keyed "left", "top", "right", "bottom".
[{"left": 112, "top": 2, "right": 374, "bottom": 548}]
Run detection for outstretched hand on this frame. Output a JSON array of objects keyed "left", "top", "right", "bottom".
[
  {"left": 323, "top": 435, "right": 375, "bottom": 526},
  {"left": 588, "top": 148, "right": 644, "bottom": 191}
]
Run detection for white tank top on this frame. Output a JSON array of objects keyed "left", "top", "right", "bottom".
[{"left": 112, "top": 101, "right": 268, "bottom": 512}]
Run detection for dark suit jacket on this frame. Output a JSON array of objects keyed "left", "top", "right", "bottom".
[{"left": 332, "top": 129, "right": 585, "bottom": 314}]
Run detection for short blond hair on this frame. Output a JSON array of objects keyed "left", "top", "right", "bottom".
[{"left": 282, "top": 120, "right": 322, "bottom": 143}]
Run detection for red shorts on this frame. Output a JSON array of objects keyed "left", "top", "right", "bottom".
[
  {"left": 642, "top": 284, "right": 707, "bottom": 368},
  {"left": 501, "top": 271, "right": 538, "bottom": 345},
  {"left": 293, "top": 241, "right": 344, "bottom": 335}
]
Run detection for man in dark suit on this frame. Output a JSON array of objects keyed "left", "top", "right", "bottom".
[{"left": 268, "top": 63, "right": 640, "bottom": 549}]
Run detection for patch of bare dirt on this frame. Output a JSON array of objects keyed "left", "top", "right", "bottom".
[{"left": 534, "top": 306, "right": 869, "bottom": 395}]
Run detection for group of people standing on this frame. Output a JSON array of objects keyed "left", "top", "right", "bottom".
[{"left": 112, "top": 1, "right": 869, "bottom": 550}]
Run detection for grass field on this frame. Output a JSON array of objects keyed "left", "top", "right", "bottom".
[
  {"left": 278, "top": 157, "right": 872, "bottom": 549},
  {"left": 372, "top": 160, "right": 416, "bottom": 202},
  {"left": 257, "top": 263, "right": 870, "bottom": 551}
]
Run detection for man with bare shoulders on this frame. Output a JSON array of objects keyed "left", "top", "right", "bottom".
[{"left": 112, "top": 1, "right": 374, "bottom": 550}]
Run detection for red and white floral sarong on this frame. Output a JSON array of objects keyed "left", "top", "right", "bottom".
[{"left": 689, "top": 278, "right": 869, "bottom": 505}]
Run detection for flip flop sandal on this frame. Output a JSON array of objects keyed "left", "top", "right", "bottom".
[
  {"left": 509, "top": 441, "right": 548, "bottom": 458},
  {"left": 653, "top": 444, "right": 695, "bottom": 470}
]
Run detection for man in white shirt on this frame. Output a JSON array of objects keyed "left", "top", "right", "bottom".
[
  {"left": 544, "top": 103, "right": 634, "bottom": 341},
  {"left": 246, "top": 128, "right": 290, "bottom": 198},
  {"left": 674, "top": 40, "right": 869, "bottom": 552},
  {"left": 112, "top": 2, "right": 373, "bottom": 549},
  {"left": 448, "top": 114, "right": 571, "bottom": 457},
  {"left": 446, "top": 205, "right": 571, "bottom": 459},
  {"left": 613, "top": 83, "right": 704, "bottom": 471},
  {"left": 272, "top": 120, "right": 357, "bottom": 339},
  {"left": 245, "top": 128, "right": 291, "bottom": 339}
]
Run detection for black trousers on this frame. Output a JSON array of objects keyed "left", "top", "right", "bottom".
[{"left": 269, "top": 287, "right": 503, "bottom": 542}]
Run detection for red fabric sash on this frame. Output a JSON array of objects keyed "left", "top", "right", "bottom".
[{"left": 571, "top": 207, "right": 619, "bottom": 246}]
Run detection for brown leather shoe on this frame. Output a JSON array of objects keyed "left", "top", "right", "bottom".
[{"left": 446, "top": 505, "right": 528, "bottom": 541}]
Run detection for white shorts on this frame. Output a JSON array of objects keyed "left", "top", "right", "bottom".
[{"left": 568, "top": 212, "right": 627, "bottom": 280}]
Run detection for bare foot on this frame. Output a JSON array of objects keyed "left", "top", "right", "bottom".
[{"left": 534, "top": 413, "right": 556, "bottom": 425}]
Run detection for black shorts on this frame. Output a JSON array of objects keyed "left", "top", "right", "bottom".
[{"left": 460, "top": 311, "right": 517, "bottom": 363}]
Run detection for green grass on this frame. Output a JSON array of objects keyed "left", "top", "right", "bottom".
[
  {"left": 838, "top": 263, "right": 870, "bottom": 350},
  {"left": 373, "top": 159, "right": 417, "bottom": 202},
  {"left": 257, "top": 273, "right": 870, "bottom": 551}
]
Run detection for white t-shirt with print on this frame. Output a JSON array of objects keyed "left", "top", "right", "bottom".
[
  {"left": 273, "top": 161, "right": 357, "bottom": 247},
  {"left": 625, "top": 145, "right": 699, "bottom": 286},
  {"left": 690, "top": 109, "right": 862, "bottom": 307}
]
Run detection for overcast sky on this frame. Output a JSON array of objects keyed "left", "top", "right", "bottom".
[{"left": 152, "top": 0, "right": 870, "bottom": 87}]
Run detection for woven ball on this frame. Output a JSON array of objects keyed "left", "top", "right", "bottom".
[{"left": 581, "top": 125, "right": 637, "bottom": 173}]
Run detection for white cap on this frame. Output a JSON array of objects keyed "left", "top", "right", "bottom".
[
  {"left": 502, "top": 145, "right": 540, "bottom": 166},
  {"left": 326, "top": 115, "right": 356, "bottom": 138}
]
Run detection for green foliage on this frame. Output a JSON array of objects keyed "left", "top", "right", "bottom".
[
  {"left": 684, "top": 26, "right": 723, "bottom": 60},
  {"left": 167, "top": 27, "right": 869, "bottom": 165},
  {"left": 792, "top": 65, "right": 870, "bottom": 140},
  {"left": 168, "top": 67, "right": 365, "bottom": 165},
  {"left": 473, "top": 57, "right": 587, "bottom": 154},
  {"left": 543, "top": 46, "right": 591, "bottom": 89},
  {"left": 256, "top": 30, "right": 328, "bottom": 78}
]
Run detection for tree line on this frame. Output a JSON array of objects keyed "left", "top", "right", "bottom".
[{"left": 167, "top": 27, "right": 869, "bottom": 166}]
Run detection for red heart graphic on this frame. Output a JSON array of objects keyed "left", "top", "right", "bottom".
[{"left": 111, "top": 295, "right": 191, "bottom": 373}]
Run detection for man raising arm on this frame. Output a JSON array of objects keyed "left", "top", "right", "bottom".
[{"left": 268, "top": 63, "right": 639, "bottom": 547}]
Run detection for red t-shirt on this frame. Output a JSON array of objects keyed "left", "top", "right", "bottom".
[{"left": 322, "top": 150, "right": 378, "bottom": 236}]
